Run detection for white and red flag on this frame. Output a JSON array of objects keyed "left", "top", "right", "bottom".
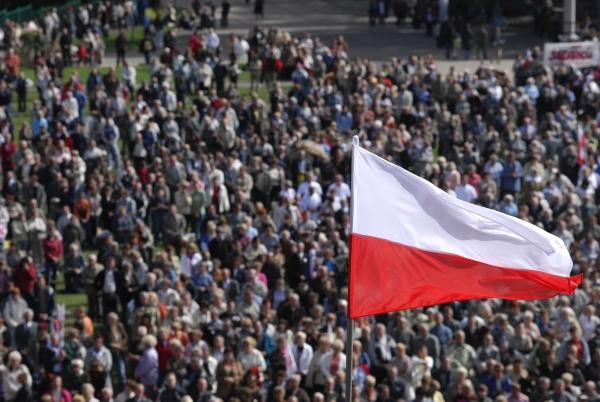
[{"left": 348, "top": 139, "right": 582, "bottom": 318}]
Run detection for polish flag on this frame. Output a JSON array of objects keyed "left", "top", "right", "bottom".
[{"left": 348, "top": 139, "right": 582, "bottom": 319}]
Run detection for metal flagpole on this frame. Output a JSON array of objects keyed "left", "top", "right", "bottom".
[
  {"left": 345, "top": 318, "right": 354, "bottom": 402},
  {"left": 345, "top": 135, "right": 360, "bottom": 402}
]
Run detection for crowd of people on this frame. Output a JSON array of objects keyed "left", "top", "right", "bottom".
[
  {"left": 0, "top": 1, "right": 598, "bottom": 402},
  {"left": 367, "top": 0, "right": 506, "bottom": 61},
  {"left": 367, "top": 0, "right": 599, "bottom": 63}
]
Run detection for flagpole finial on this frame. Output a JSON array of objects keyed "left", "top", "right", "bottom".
[{"left": 352, "top": 135, "right": 359, "bottom": 147}]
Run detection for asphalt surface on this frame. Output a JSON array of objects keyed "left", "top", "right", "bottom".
[{"left": 108, "top": 0, "right": 548, "bottom": 76}]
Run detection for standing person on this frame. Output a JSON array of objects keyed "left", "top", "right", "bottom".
[
  {"left": 32, "top": 276, "right": 55, "bottom": 324},
  {"left": 26, "top": 209, "right": 46, "bottom": 266},
  {"left": 115, "top": 30, "right": 128, "bottom": 66},
  {"left": 492, "top": 24, "right": 505, "bottom": 63},
  {"left": 134, "top": 335, "right": 159, "bottom": 399},
  {"left": 13, "top": 257, "right": 36, "bottom": 306},
  {"left": 85, "top": 335, "right": 113, "bottom": 391},
  {"left": 221, "top": 0, "right": 231, "bottom": 27},
  {"left": 441, "top": 21, "right": 455, "bottom": 59},
  {"left": 461, "top": 22, "right": 473, "bottom": 60},
  {"left": 0, "top": 352, "right": 32, "bottom": 402},
  {"left": 104, "top": 312, "right": 128, "bottom": 389},
  {"left": 162, "top": 205, "right": 187, "bottom": 253},
  {"left": 14, "top": 309, "right": 37, "bottom": 367},
  {"left": 3, "top": 288, "right": 27, "bottom": 345},
  {"left": 60, "top": 28, "right": 72, "bottom": 67},
  {"left": 378, "top": 0, "right": 387, "bottom": 24},
  {"left": 103, "top": 117, "right": 121, "bottom": 174},
  {"left": 254, "top": 0, "right": 264, "bottom": 19},
  {"left": 14, "top": 73, "right": 29, "bottom": 113},
  {"left": 216, "top": 348, "right": 244, "bottom": 400},
  {"left": 82, "top": 255, "right": 103, "bottom": 321},
  {"left": 140, "top": 33, "right": 154, "bottom": 64},
  {"left": 501, "top": 152, "right": 523, "bottom": 197},
  {"left": 94, "top": 256, "right": 121, "bottom": 318},
  {"left": 13, "top": 372, "right": 32, "bottom": 402},
  {"left": 394, "top": 0, "right": 408, "bottom": 26},
  {"left": 318, "top": 339, "right": 346, "bottom": 387},
  {"left": 5, "top": 48, "right": 20, "bottom": 78},
  {"left": 368, "top": 0, "right": 378, "bottom": 26},
  {"left": 474, "top": 24, "right": 489, "bottom": 61},
  {"left": 43, "top": 222, "right": 62, "bottom": 285},
  {"left": 248, "top": 52, "right": 262, "bottom": 91}
]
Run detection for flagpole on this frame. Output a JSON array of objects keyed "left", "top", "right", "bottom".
[
  {"left": 345, "top": 135, "right": 359, "bottom": 402},
  {"left": 345, "top": 318, "right": 354, "bottom": 402}
]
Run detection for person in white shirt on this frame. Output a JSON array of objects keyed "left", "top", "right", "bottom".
[
  {"left": 157, "top": 279, "right": 180, "bottom": 306},
  {"left": 410, "top": 345, "right": 434, "bottom": 388},
  {"left": 42, "top": 81, "right": 60, "bottom": 115},
  {"left": 163, "top": 113, "right": 181, "bottom": 147},
  {"left": 290, "top": 331, "right": 313, "bottom": 376},
  {"left": 61, "top": 91, "right": 79, "bottom": 122},
  {"left": 205, "top": 28, "right": 220, "bottom": 54},
  {"left": 121, "top": 60, "right": 136, "bottom": 90},
  {"left": 233, "top": 36, "right": 250, "bottom": 65},
  {"left": 83, "top": 139, "right": 104, "bottom": 163},
  {"left": 180, "top": 244, "right": 202, "bottom": 278},
  {"left": 197, "top": 61, "right": 213, "bottom": 90},
  {"left": 279, "top": 180, "right": 297, "bottom": 202},
  {"left": 162, "top": 84, "right": 178, "bottom": 112},
  {"left": 297, "top": 172, "right": 323, "bottom": 200},
  {"left": 327, "top": 174, "right": 351, "bottom": 202},
  {"left": 455, "top": 175, "right": 478, "bottom": 203},
  {"left": 300, "top": 185, "right": 322, "bottom": 221}
]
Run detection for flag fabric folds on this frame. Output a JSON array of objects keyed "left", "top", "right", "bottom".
[{"left": 348, "top": 140, "right": 582, "bottom": 319}]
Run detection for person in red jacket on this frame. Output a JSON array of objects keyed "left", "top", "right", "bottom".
[
  {"left": 5, "top": 48, "right": 20, "bottom": 77},
  {"left": 155, "top": 327, "right": 172, "bottom": 381},
  {"left": 43, "top": 222, "right": 63, "bottom": 285},
  {"left": 0, "top": 134, "right": 16, "bottom": 172},
  {"left": 188, "top": 29, "right": 203, "bottom": 56},
  {"left": 13, "top": 257, "right": 37, "bottom": 305}
]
